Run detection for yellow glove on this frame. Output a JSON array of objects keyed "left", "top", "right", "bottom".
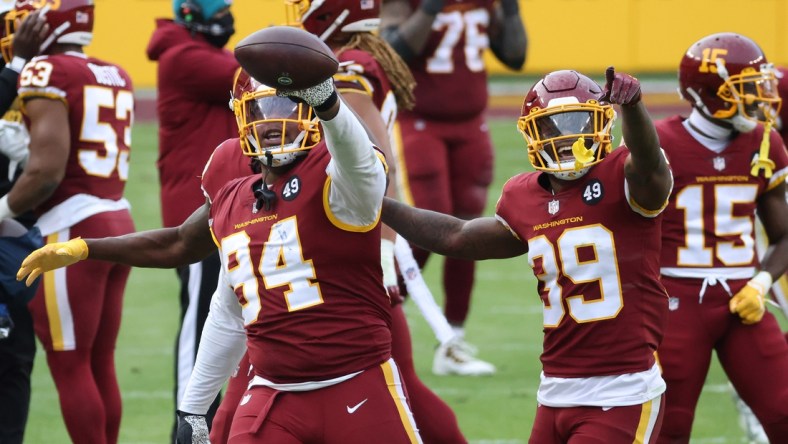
[
  {"left": 16, "top": 238, "right": 89, "bottom": 287},
  {"left": 729, "top": 271, "right": 772, "bottom": 325}
]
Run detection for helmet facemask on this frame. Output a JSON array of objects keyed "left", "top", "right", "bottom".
[
  {"left": 518, "top": 98, "right": 614, "bottom": 181},
  {"left": 710, "top": 61, "right": 782, "bottom": 132},
  {"left": 232, "top": 86, "right": 321, "bottom": 168}
]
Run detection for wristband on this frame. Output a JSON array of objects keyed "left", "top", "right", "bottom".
[
  {"left": 0, "top": 195, "right": 18, "bottom": 220},
  {"left": 750, "top": 270, "right": 773, "bottom": 292},
  {"left": 8, "top": 56, "right": 27, "bottom": 73},
  {"left": 313, "top": 90, "right": 338, "bottom": 113}
]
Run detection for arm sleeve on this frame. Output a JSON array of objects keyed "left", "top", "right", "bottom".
[
  {"left": 0, "top": 67, "right": 19, "bottom": 114},
  {"left": 324, "top": 99, "right": 387, "bottom": 227},
  {"left": 178, "top": 269, "right": 247, "bottom": 415}
]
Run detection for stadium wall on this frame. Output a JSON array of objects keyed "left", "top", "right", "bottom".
[{"left": 89, "top": 0, "right": 788, "bottom": 89}]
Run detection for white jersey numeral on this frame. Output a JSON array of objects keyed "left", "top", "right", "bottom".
[
  {"left": 221, "top": 217, "right": 323, "bottom": 326},
  {"left": 78, "top": 87, "right": 133, "bottom": 179},
  {"left": 529, "top": 225, "right": 624, "bottom": 327},
  {"left": 675, "top": 184, "right": 757, "bottom": 266},
  {"left": 426, "top": 8, "right": 489, "bottom": 74}
]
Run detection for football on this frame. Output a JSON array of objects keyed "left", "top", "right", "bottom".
[{"left": 234, "top": 26, "right": 339, "bottom": 90}]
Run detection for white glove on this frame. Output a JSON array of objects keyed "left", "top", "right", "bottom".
[
  {"left": 276, "top": 78, "right": 337, "bottom": 110},
  {"left": 0, "top": 120, "right": 30, "bottom": 165}
]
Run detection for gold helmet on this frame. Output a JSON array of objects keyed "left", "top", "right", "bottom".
[{"left": 230, "top": 69, "right": 321, "bottom": 167}]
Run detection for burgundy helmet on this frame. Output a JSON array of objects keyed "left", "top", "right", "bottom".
[
  {"left": 285, "top": 0, "right": 380, "bottom": 41},
  {"left": 230, "top": 69, "right": 321, "bottom": 167},
  {"left": 679, "top": 32, "right": 781, "bottom": 132},
  {"left": 2, "top": 0, "right": 94, "bottom": 62},
  {"left": 518, "top": 70, "right": 615, "bottom": 180}
]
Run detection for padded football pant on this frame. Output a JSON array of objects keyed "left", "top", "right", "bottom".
[
  {"left": 0, "top": 297, "right": 35, "bottom": 444},
  {"left": 211, "top": 304, "right": 466, "bottom": 444},
  {"left": 29, "top": 211, "right": 134, "bottom": 444},
  {"left": 396, "top": 111, "right": 493, "bottom": 328},
  {"left": 228, "top": 359, "right": 421, "bottom": 443},
  {"left": 657, "top": 276, "right": 788, "bottom": 443},
  {"left": 171, "top": 252, "right": 222, "bottom": 440},
  {"left": 529, "top": 395, "right": 664, "bottom": 443}
]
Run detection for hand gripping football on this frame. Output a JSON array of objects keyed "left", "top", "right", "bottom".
[{"left": 234, "top": 26, "right": 339, "bottom": 90}]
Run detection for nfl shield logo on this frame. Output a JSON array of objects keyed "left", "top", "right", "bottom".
[
  {"left": 713, "top": 156, "right": 725, "bottom": 171},
  {"left": 548, "top": 199, "right": 559, "bottom": 215},
  {"left": 360, "top": 0, "right": 374, "bottom": 10},
  {"left": 668, "top": 297, "right": 679, "bottom": 311}
]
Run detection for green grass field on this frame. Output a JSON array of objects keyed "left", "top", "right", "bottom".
[{"left": 22, "top": 119, "right": 761, "bottom": 443}]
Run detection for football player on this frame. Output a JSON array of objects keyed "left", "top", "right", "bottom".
[
  {"left": 146, "top": 0, "right": 239, "bottom": 434},
  {"left": 381, "top": 68, "right": 673, "bottom": 443},
  {"left": 379, "top": 0, "right": 526, "bottom": 375},
  {"left": 0, "top": 1, "right": 135, "bottom": 443},
  {"left": 204, "top": 2, "right": 467, "bottom": 442},
  {"left": 653, "top": 33, "right": 788, "bottom": 443},
  {"left": 18, "top": 31, "right": 423, "bottom": 443}
]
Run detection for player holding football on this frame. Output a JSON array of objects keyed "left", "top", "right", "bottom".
[
  {"left": 0, "top": 1, "right": 135, "bottom": 443},
  {"left": 653, "top": 32, "right": 788, "bottom": 443},
  {"left": 379, "top": 0, "right": 526, "bottom": 374},
  {"left": 18, "top": 27, "right": 422, "bottom": 443},
  {"left": 205, "top": 2, "right": 467, "bottom": 443},
  {"left": 380, "top": 68, "right": 673, "bottom": 443}
]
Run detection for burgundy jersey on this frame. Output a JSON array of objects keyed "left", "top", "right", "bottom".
[
  {"left": 407, "top": 0, "right": 494, "bottom": 121},
  {"left": 778, "top": 67, "right": 788, "bottom": 142},
  {"left": 205, "top": 142, "right": 392, "bottom": 383},
  {"left": 495, "top": 148, "right": 668, "bottom": 378},
  {"left": 656, "top": 116, "right": 788, "bottom": 273},
  {"left": 200, "top": 138, "right": 256, "bottom": 201},
  {"left": 335, "top": 49, "right": 393, "bottom": 112},
  {"left": 18, "top": 53, "right": 133, "bottom": 213}
]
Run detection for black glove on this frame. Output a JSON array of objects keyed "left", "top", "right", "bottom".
[{"left": 175, "top": 410, "right": 209, "bottom": 444}]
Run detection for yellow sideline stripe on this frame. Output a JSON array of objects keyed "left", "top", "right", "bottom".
[
  {"left": 44, "top": 233, "right": 65, "bottom": 351},
  {"left": 381, "top": 361, "right": 420, "bottom": 443},
  {"left": 633, "top": 398, "right": 654, "bottom": 443}
]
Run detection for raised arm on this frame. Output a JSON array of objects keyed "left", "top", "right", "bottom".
[
  {"left": 602, "top": 67, "right": 672, "bottom": 211},
  {"left": 488, "top": 0, "right": 527, "bottom": 70},
  {"left": 279, "top": 81, "right": 386, "bottom": 227},
  {"left": 381, "top": 197, "right": 526, "bottom": 259}
]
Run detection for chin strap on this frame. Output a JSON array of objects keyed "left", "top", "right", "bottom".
[
  {"left": 252, "top": 154, "right": 277, "bottom": 213},
  {"left": 750, "top": 120, "right": 775, "bottom": 178}
]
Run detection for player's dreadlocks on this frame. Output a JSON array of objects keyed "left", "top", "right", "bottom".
[{"left": 340, "top": 32, "right": 415, "bottom": 110}]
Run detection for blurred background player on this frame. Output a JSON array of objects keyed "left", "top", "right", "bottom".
[
  {"left": 654, "top": 32, "right": 788, "bottom": 444},
  {"left": 733, "top": 63, "right": 788, "bottom": 444},
  {"left": 145, "top": 0, "right": 238, "bottom": 435},
  {"left": 380, "top": 0, "right": 527, "bottom": 375},
  {"left": 201, "top": 2, "right": 467, "bottom": 442},
  {"left": 18, "top": 26, "right": 423, "bottom": 443},
  {"left": 0, "top": 5, "right": 47, "bottom": 443},
  {"left": 381, "top": 67, "right": 673, "bottom": 443},
  {"left": 0, "top": 1, "right": 136, "bottom": 443}
]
